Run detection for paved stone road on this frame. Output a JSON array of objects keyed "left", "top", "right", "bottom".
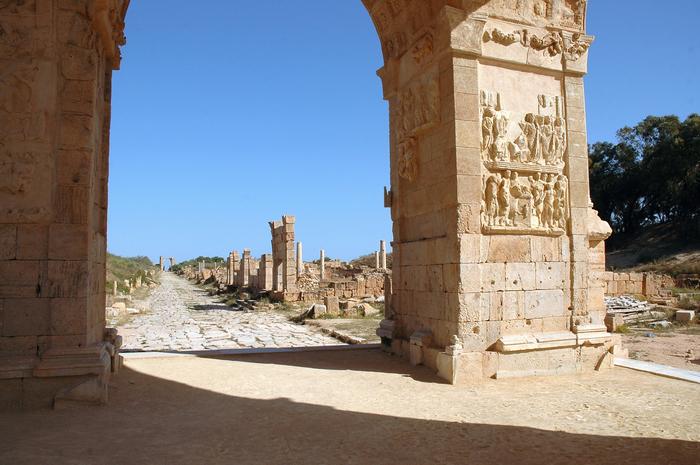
[{"left": 116, "top": 273, "right": 341, "bottom": 351}]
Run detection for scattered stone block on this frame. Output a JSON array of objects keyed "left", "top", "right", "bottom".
[
  {"left": 324, "top": 296, "right": 340, "bottom": 316},
  {"left": 676, "top": 310, "right": 695, "bottom": 323}
]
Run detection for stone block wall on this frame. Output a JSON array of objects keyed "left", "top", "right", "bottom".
[
  {"left": 601, "top": 272, "right": 675, "bottom": 298},
  {"left": 0, "top": 0, "right": 128, "bottom": 407}
]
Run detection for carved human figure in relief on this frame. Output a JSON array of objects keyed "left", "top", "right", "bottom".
[
  {"left": 509, "top": 171, "right": 534, "bottom": 226},
  {"left": 552, "top": 117, "right": 567, "bottom": 165},
  {"left": 498, "top": 170, "right": 512, "bottom": 226},
  {"left": 482, "top": 108, "right": 495, "bottom": 159},
  {"left": 511, "top": 133, "right": 530, "bottom": 163},
  {"left": 398, "top": 138, "right": 418, "bottom": 182},
  {"left": 541, "top": 173, "right": 556, "bottom": 228},
  {"left": 533, "top": 0, "right": 551, "bottom": 18},
  {"left": 553, "top": 174, "right": 568, "bottom": 229},
  {"left": 484, "top": 173, "right": 501, "bottom": 226},
  {"left": 539, "top": 116, "right": 555, "bottom": 165},
  {"left": 493, "top": 113, "right": 510, "bottom": 161},
  {"left": 520, "top": 113, "right": 539, "bottom": 164},
  {"left": 529, "top": 172, "right": 546, "bottom": 227}
]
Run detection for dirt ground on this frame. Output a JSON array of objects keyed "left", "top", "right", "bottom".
[
  {"left": 306, "top": 318, "right": 382, "bottom": 343},
  {"left": 622, "top": 327, "right": 700, "bottom": 372},
  {"left": 1, "top": 349, "right": 698, "bottom": 465}
]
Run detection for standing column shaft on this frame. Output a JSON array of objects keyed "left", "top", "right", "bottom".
[
  {"left": 296, "top": 242, "right": 303, "bottom": 278},
  {"left": 380, "top": 240, "right": 387, "bottom": 271},
  {"left": 320, "top": 249, "right": 325, "bottom": 280}
]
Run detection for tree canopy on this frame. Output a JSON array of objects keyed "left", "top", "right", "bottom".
[{"left": 589, "top": 114, "right": 700, "bottom": 246}]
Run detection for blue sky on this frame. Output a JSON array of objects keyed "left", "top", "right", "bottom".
[{"left": 108, "top": 1, "right": 699, "bottom": 263}]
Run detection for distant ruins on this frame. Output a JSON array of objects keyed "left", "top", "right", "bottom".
[{"left": 180, "top": 215, "right": 389, "bottom": 303}]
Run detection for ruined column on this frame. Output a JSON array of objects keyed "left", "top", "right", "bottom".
[
  {"left": 227, "top": 252, "right": 235, "bottom": 285},
  {"left": 296, "top": 241, "right": 303, "bottom": 278},
  {"left": 159, "top": 256, "right": 164, "bottom": 271},
  {"left": 113, "top": 281, "right": 118, "bottom": 297},
  {"left": 375, "top": 251, "right": 380, "bottom": 269},
  {"left": 259, "top": 254, "right": 274, "bottom": 291},
  {"left": 231, "top": 250, "right": 241, "bottom": 286},
  {"left": 169, "top": 257, "right": 176, "bottom": 268},
  {"left": 379, "top": 240, "right": 387, "bottom": 270},
  {"left": 320, "top": 249, "right": 326, "bottom": 281},
  {"left": 282, "top": 216, "right": 297, "bottom": 293},
  {"left": 269, "top": 215, "right": 297, "bottom": 296},
  {"left": 238, "top": 249, "right": 251, "bottom": 287}
]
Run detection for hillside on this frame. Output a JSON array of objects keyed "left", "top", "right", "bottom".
[
  {"left": 350, "top": 252, "right": 393, "bottom": 269},
  {"left": 606, "top": 223, "right": 700, "bottom": 275},
  {"left": 106, "top": 253, "right": 154, "bottom": 286}
]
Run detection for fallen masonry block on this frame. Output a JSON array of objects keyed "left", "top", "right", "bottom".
[{"left": 676, "top": 310, "right": 695, "bottom": 323}]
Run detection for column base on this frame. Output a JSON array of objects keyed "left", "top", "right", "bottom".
[
  {"left": 0, "top": 331, "right": 122, "bottom": 410},
  {"left": 386, "top": 327, "right": 617, "bottom": 385}
]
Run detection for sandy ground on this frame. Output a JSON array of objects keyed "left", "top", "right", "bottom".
[
  {"left": 1, "top": 349, "right": 698, "bottom": 465},
  {"left": 623, "top": 328, "right": 700, "bottom": 372},
  {"left": 306, "top": 318, "right": 382, "bottom": 343}
]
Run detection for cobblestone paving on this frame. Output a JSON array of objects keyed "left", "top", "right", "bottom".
[{"left": 117, "top": 273, "right": 342, "bottom": 351}]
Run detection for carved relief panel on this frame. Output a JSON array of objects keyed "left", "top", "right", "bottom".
[
  {"left": 474, "top": 0, "right": 587, "bottom": 31},
  {"left": 392, "top": 69, "right": 439, "bottom": 182},
  {"left": 479, "top": 90, "right": 569, "bottom": 235}
]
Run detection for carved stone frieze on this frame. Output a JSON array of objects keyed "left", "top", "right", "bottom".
[
  {"left": 411, "top": 32, "right": 433, "bottom": 64},
  {"left": 398, "top": 137, "right": 418, "bottom": 182},
  {"left": 482, "top": 170, "right": 569, "bottom": 235},
  {"left": 395, "top": 74, "right": 439, "bottom": 141},
  {"left": 483, "top": 28, "right": 527, "bottom": 47},
  {"left": 475, "top": 0, "right": 586, "bottom": 32},
  {"left": 393, "top": 71, "right": 439, "bottom": 182},
  {"left": 480, "top": 90, "right": 569, "bottom": 235},
  {"left": 483, "top": 27, "right": 592, "bottom": 61}
]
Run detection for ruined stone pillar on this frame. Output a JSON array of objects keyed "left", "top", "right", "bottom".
[
  {"left": 231, "top": 251, "right": 241, "bottom": 286},
  {"left": 379, "top": 240, "right": 387, "bottom": 270},
  {"left": 159, "top": 256, "right": 164, "bottom": 271},
  {"left": 238, "top": 249, "right": 251, "bottom": 287},
  {"left": 227, "top": 252, "right": 235, "bottom": 285},
  {"left": 269, "top": 215, "right": 297, "bottom": 296},
  {"left": 296, "top": 242, "right": 303, "bottom": 278},
  {"left": 259, "top": 254, "right": 274, "bottom": 291},
  {"left": 375, "top": 251, "right": 380, "bottom": 269},
  {"left": 113, "top": 281, "right": 118, "bottom": 297},
  {"left": 364, "top": 0, "right": 612, "bottom": 382},
  {"left": 169, "top": 257, "right": 176, "bottom": 269},
  {"left": 320, "top": 249, "right": 326, "bottom": 281}
]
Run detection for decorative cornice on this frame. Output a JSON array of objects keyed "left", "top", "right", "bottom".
[
  {"left": 484, "top": 27, "right": 592, "bottom": 62},
  {"left": 90, "top": 0, "right": 129, "bottom": 70}
]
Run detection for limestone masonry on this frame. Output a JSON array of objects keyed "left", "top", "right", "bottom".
[{"left": 0, "top": 0, "right": 623, "bottom": 407}]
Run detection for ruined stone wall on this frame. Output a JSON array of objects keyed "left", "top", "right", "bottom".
[
  {"left": 269, "top": 215, "right": 297, "bottom": 295},
  {"left": 601, "top": 272, "right": 675, "bottom": 298}
]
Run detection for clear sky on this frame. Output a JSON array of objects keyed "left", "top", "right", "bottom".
[{"left": 108, "top": 1, "right": 699, "bottom": 263}]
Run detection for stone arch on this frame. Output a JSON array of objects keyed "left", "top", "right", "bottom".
[{"left": 0, "top": 0, "right": 612, "bottom": 407}]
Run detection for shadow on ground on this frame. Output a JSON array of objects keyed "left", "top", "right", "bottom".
[
  {"left": 1, "top": 351, "right": 698, "bottom": 465},
  {"left": 199, "top": 348, "right": 442, "bottom": 383},
  {"left": 190, "top": 303, "right": 243, "bottom": 312}
]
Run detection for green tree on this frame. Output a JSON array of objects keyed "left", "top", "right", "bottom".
[{"left": 589, "top": 114, "right": 700, "bottom": 243}]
